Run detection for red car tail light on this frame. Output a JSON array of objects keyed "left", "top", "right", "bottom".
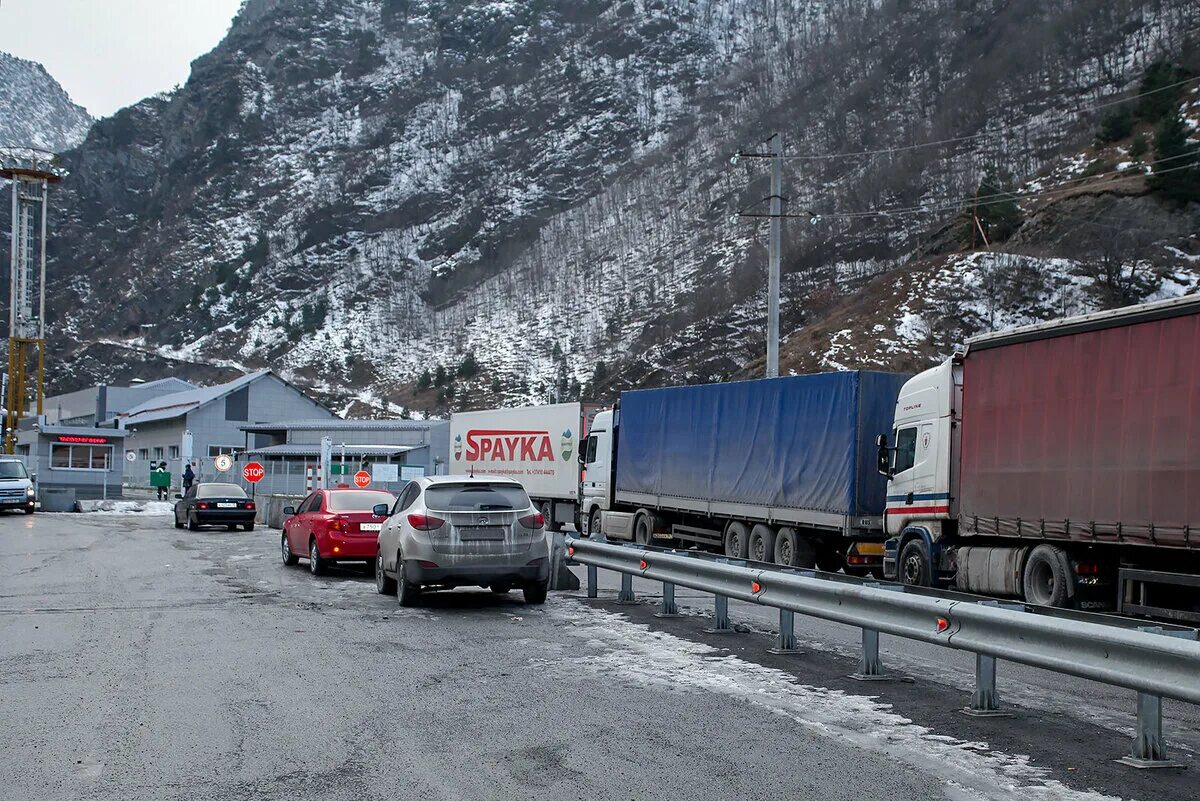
[
  {"left": 197, "top": 502, "right": 209, "bottom": 510},
  {"left": 245, "top": 501, "right": 256, "bottom": 510},
  {"left": 518, "top": 512, "right": 545, "bottom": 529},
  {"left": 329, "top": 517, "right": 346, "bottom": 533},
  {"left": 407, "top": 513, "right": 445, "bottom": 531}
]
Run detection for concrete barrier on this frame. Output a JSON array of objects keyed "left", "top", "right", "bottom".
[{"left": 257, "top": 493, "right": 304, "bottom": 529}]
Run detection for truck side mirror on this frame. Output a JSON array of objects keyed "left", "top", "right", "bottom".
[
  {"left": 578, "top": 451, "right": 587, "bottom": 465},
  {"left": 875, "top": 434, "right": 893, "bottom": 478}
]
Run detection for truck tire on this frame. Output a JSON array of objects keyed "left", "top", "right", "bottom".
[
  {"left": 1022, "top": 544, "right": 1073, "bottom": 607},
  {"left": 898, "top": 538, "right": 932, "bottom": 587},
  {"left": 815, "top": 541, "right": 844, "bottom": 573},
  {"left": 588, "top": 508, "right": 602, "bottom": 540},
  {"left": 541, "top": 502, "right": 564, "bottom": 533},
  {"left": 774, "top": 527, "right": 816, "bottom": 568},
  {"left": 724, "top": 521, "right": 749, "bottom": 559},
  {"left": 748, "top": 524, "right": 776, "bottom": 563},
  {"left": 634, "top": 512, "right": 654, "bottom": 546}
]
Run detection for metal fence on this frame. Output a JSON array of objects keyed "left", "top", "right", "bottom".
[
  {"left": 125, "top": 457, "right": 415, "bottom": 500},
  {"left": 566, "top": 536, "right": 1200, "bottom": 769}
]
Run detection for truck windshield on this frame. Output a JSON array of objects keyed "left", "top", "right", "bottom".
[
  {"left": 424, "top": 483, "right": 530, "bottom": 511},
  {"left": 0, "top": 461, "right": 28, "bottom": 479}
]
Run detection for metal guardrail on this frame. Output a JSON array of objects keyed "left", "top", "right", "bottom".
[{"left": 566, "top": 536, "right": 1200, "bottom": 769}]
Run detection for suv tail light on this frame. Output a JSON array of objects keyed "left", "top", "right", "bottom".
[
  {"left": 518, "top": 512, "right": 545, "bottom": 529},
  {"left": 407, "top": 513, "right": 445, "bottom": 531}
]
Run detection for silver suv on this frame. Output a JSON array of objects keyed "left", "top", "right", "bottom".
[
  {"left": 0, "top": 459, "right": 35, "bottom": 514},
  {"left": 373, "top": 475, "right": 550, "bottom": 606}
]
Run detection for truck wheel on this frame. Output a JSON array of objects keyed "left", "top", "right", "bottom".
[
  {"left": 1022, "top": 545, "right": 1073, "bottom": 607},
  {"left": 748, "top": 524, "right": 776, "bottom": 563},
  {"left": 774, "top": 527, "right": 816, "bottom": 568},
  {"left": 634, "top": 513, "right": 653, "bottom": 546},
  {"left": 724, "top": 521, "right": 749, "bottom": 559},
  {"left": 815, "top": 542, "right": 844, "bottom": 573},
  {"left": 541, "top": 502, "right": 564, "bottom": 533},
  {"left": 588, "top": 508, "right": 602, "bottom": 540},
  {"left": 898, "top": 538, "right": 932, "bottom": 587}
]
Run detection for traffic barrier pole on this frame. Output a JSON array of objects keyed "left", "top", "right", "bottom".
[
  {"left": 1118, "top": 627, "right": 1189, "bottom": 768},
  {"left": 616, "top": 572, "right": 636, "bottom": 604},
  {"left": 587, "top": 565, "right": 598, "bottom": 599},
  {"left": 768, "top": 608, "right": 802, "bottom": 655},
  {"left": 705, "top": 593, "right": 733, "bottom": 634},
  {"left": 656, "top": 581, "right": 679, "bottom": 617}
]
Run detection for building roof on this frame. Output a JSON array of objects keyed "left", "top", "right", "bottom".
[
  {"left": 241, "top": 418, "right": 445, "bottom": 433},
  {"left": 246, "top": 443, "right": 418, "bottom": 457},
  {"left": 121, "top": 371, "right": 270, "bottom": 425},
  {"left": 127, "top": 377, "right": 197, "bottom": 393},
  {"left": 35, "top": 424, "right": 128, "bottom": 439}
]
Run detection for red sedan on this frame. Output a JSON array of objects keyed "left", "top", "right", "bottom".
[{"left": 280, "top": 488, "right": 395, "bottom": 575}]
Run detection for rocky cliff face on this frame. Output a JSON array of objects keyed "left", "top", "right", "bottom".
[
  {"left": 36, "top": 0, "right": 1200, "bottom": 414},
  {"left": 0, "top": 52, "right": 92, "bottom": 152}
]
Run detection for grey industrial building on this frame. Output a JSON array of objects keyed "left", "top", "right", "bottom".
[
  {"left": 37, "top": 377, "right": 197, "bottom": 426},
  {"left": 119, "top": 370, "right": 336, "bottom": 486},
  {"left": 240, "top": 418, "right": 450, "bottom": 497}
]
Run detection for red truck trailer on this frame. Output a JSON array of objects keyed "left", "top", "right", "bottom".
[{"left": 879, "top": 294, "right": 1200, "bottom": 621}]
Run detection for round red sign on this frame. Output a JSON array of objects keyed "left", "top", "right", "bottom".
[
  {"left": 243, "top": 462, "right": 265, "bottom": 483},
  {"left": 353, "top": 470, "right": 371, "bottom": 488}
]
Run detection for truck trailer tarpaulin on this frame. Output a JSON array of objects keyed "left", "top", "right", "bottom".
[
  {"left": 615, "top": 371, "right": 910, "bottom": 518},
  {"left": 959, "top": 301, "right": 1200, "bottom": 548}
]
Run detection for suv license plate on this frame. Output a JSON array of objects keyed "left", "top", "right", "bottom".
[{"left": 459, "top": 526, "right": 505, "bottom": 541}]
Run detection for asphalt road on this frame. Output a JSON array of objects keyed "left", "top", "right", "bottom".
[{"left": 0, "top": 511, "right": 1193, "bottom": 801}]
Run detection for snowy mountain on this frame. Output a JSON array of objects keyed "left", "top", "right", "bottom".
[
  {"left": 36, "top": 0, "right": 1200, "bottom": 414},
  {"left": 0, "top": 52, "right": 92, "bottom": 152}
]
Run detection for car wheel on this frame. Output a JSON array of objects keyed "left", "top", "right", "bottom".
[
  {"left": 723, "top": 521, "right": 749, "bottom": 559},
  {"left": 523, "top": 581, "right": 548, "bottom": 605},
  {"left": 898, "top": 538, "right": 932, "bottom": 587},
  {"left": 226, "top": 524, "right": 238, "bottom": 532},
  {"left": 1022, "top": 544, "right": 1073, "bottom": 607},
  {"left": 490, "top": 583, "right": 512, "bottom": 594},
  {"left": 281, "top": 534, "right": 299, "bottom": 566},
  {"left": 174, "top": 513, "right": 184, "bottom": 530},
  {"left": 188, "top": 513, "right": 200, "bottom": 532},
  {"left": 242, "top": 523, "right": 254, "bottom": 532},
  {"left": 588, "top": 508, "right": 602, "bottom": 539},
  {"left": 309, "top": 539, "right": 326, "bottom": 576},
  {"left": 396, "top": 557, "right": 421, "bottom": 607},
  {"left": 375, "top": 553, "right": 396, "bottom": 595},
  {"left": 748, "top": 524, "right": 777, "bottom": 563},
  {"left": 23, "top": 505, "right": 34, "bottom": 515}
]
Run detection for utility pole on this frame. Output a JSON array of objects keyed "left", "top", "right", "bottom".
[{"left": 767, "top": 133, "right": 783, "bottom": 378}]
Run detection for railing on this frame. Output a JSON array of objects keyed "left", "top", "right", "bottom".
[{"left": 566, "top": 536, "right": 1200, "bottom": 769}]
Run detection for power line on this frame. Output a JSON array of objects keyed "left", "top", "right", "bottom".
[{"left": 734, "top": 76, "right": 1200, "bottom": 163}]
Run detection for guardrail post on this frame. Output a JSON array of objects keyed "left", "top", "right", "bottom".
[
  {"left": 1118, "top": 627, "right": 1188, "bottom": 769},
  {"left": 850, "top": 585, "right": 911, "bottom": 682},
  {"left": 768, "top": 608, "right": 802, "bottom": 655},
  {"left": 616, "top": 572, "right": 636, "bottom": 605},
  {"left": 586, "top": 564, "right": 598, "bottom": 599},
  {"left": 963, "top": 601, "right": 1017, "bottom": 716},
  {"left": 703, "top": 593, "right": 733, "bottom": 633},
  {"left": 655, "top": 581, "right": 679, "bottom": 617}
]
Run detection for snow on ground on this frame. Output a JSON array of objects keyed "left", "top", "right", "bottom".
[
  {"left": 83, "top": 500, "right": 174, "bottom": 515},
  {"left": 549, "top": 603, "right": 1122, "bottom": 801}
]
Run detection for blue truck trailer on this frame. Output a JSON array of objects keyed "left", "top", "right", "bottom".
[{"left": 578, "top": 371, "right": 910, "bottom": 572}]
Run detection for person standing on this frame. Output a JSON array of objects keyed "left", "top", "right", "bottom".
[
  {"left": 182, "top": 462, "right": 195, "bottom": 492},
  {"left": 154, "top": 461, "right": 170, "bottom": 501}
]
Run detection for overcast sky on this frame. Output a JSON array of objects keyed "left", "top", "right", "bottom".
[{"left": 0, "top": 0, "right": 244, "bottom": 118}]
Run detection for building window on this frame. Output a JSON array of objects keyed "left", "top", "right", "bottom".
[
  {"left": 138, "top": 449, "right": 149, "bottom": 460},
  {"left": 225, "top": 386, "right": 249, "bottom": 422},
  {"left": 208, "top": 445, "right": 238, "bottom": 457},
  {"left": 169, "top": 445, "right": 180, "bottom": 459},
  {"left": 153, "top": 447, "right": 164, "bottom": 460},
  {"left": 51, "top": 444, "right": 112, "bottom": 471}
]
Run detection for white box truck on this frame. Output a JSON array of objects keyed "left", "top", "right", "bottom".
[{"left": 449, "top": 402, "right": 603, "bottom": 531}]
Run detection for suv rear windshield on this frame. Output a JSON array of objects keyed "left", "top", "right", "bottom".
[
  {"left": 197, "top": 483, "right": 247, "bottom": 499},
  {"left": 328, "top": 490, "right": 394, "bottom": 512},
  {"left": 0, "top": 462, "right": 28, "bottom": 479},
  {"left": 424, "top": 483, "right": 530, "bottom": 512}
]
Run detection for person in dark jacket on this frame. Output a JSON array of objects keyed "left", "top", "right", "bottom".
[
  {"left": 154, "top": 461, "right": 170, "bottom": 500},
  {"left": 182, "top": 462, "right": 195, "bottom": 492}
]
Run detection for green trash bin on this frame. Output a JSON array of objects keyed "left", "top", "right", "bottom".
[{"left": 150, "top": 471, "right": 172, "bottom": 489}]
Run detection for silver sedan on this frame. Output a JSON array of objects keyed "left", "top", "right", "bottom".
[{"left": 373, "top": 475, "right": 550, "bottom": 606}]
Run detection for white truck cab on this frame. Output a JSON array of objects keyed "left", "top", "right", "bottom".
[
  {"left": 878, "top": 358, "right": 960, "bottom": 583},
  {"left": 579, "top": 409, "right": 614, "bottom": 536},
  {"left": 0, "top": 458, "right": 36, "bottom": 514}
]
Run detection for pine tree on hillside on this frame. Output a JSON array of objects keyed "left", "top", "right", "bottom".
[
  {"left": 1149, "top": 109, "right": 1200, "bottom": 204},
  {"left": 967, "top": 168, "right": 1023, "bottom": 245},
  {"left": 1137, "top": 60, "right": 1190, "bottom": 123}
]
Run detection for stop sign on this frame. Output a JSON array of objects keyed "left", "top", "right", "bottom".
[
  {"left": 353, "top": 470, "right": 371, "bottom": 488},
  {"left": 243, "top": 462, "right": 265, "bottom": 483}
]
